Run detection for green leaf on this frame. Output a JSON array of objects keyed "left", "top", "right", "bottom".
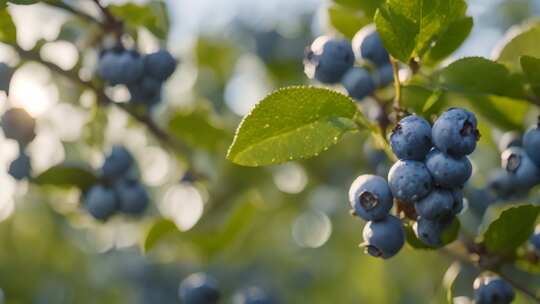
[
  {"left": 374, "top": 0, "right": 468, "bottom": 62},
  {"left": 480, "top": 204, "right": 540, "bottom": 256},
  {"left": 424, "top": 17, "right": 473, "bottom": 65},
  {"left": 0, "top": 63, "right": 13, "bottom": 94},
  {"left": 227, "top": 86, "right": 359, "bottom": 167},
  {"left": 32, "top": 162, "right": 98, "bottom": 191},
  {"left": 333, "top": 0, "right": 383, "bottom": 17},
  {"left": 168, "top": 109, "right": 230, "bottom": 151},
  {"left": 401, "top": 85, "right": 447, "bottom": 116},
  {"left": 143, "top": 218, "right": 177, "bottom": 253},
  {"left": 8, "top": 0, "right": 39, "bottom": 4},
  {"left": 0, "top": 8, "right": 16, "bottom": 44},
  {"left": 439, "top": 57, "right": 525, "bottom": 98},
  {"left": 520, "top": 55, "right": 540, "bottom": 98},
  {"left": 108, "top": 0, "right": 169, "bottom": 39},
  {"left": 328, "top": 5, "right": 370, "bottom": 39},
  {"left": 496, "top": 21, "right": 540, "bottom": 72}
]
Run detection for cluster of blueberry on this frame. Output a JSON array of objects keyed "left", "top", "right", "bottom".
[
  {"left": 349, "top": 108, "right": 479, "bottom": 258},
  {"left": 1, "top": 107, "right": 35, "bottom": 180},
  {"left": 303, "top": 24, "right": 393, "bottom": 101},
  {"left": 473, "top": 275, "right": 515, "bottom": 304},
  {"left": 97, "top": 47, "right": 177, "bottom": 107},
  {"left": 486, "top": 121, "right": 540, "bottom": 200},
  {"left": 179, "top": 273, "right": 274, "bottom": 304},
  {"left": 83, "top": 145, "right": 149, "bottom": 221}
]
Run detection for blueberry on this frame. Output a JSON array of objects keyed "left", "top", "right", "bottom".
[
  {"left": 473, "top": 276, "right": 515, "bottom": 304},
  {"left": 465, "top": 187, "right": 495, "bottom": 216},
  {"left": 97, "top": 49, "right": 144, "bottom": 85},
  {"left": 348, "top": 175, "right": 393, "bottom": 221},
  {"left": 529, "top": 228, "right": 540, "bottom": 254},
  {"left": 143, "top": 49, "right": 177, "bottom": 82},
  {"left": 101, "top": 145, "right": 134, "bottom": 182},
  {"left": 1, "top": 107, "right": 36, "bottom": 146},
  {"left": 83, "top": 185, "right": 118, "bottom": 220},
  {"left": 352, "top": 25, "right": 390, "bottom": 67},
  {"left": 179, "top": 273, "right": 220, "bottom": 304},
  {"left": 425, "top": 149, "right": 472, "bottom": 188},
  {"left": 388, "top": 160, "right": 432, "bottom": 204},
  {"left": 432, "top": 108, "right": 480, "bottom": 157},
  {"left": 414, "top": 217, "right": 450, "bottom": 247},
  {"left": 0, "top": 62, "right": 13, "bottom": 94},
  {"left": 487, "top": 169, "right": 519, "bottom": 200},
  {"left": 498, "top": 131, "right": 521, "bottom": 152},
  {"left": 501, "top": 147, "right": 540, "bottom": 190},
  {"left": 341, "top": 67, "right": 376, "bottom": 100},
  {"left": 373, "top": 64, "right": 394, "bottom": 88},
  {"left": 362, "top": 215, "right": 404, "bottom": 259},
  {"left": 8, "top": 151, "right": 31, "bottom": 180},
  {"left": 415, "top": 188, "right": 462, "bottom": 220},
  {"left": 127, "top": 76, "right": 162, "bottom": 106},
  {"left": 304, "top": 37, "right": 354, "bottom": 84},
  {"left": 390, "top": 114, "right": 432, "bottom": 161},
  {"left": 523, "top": 123, "right": 540, "bottom": 167},
  {"left": 232, "top": 287, "right": 274, "bottom": 304},
  {"left": 115, "top": 179, "right": 149, "bottom": 215}
]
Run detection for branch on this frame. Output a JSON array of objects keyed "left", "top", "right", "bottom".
[
  {"left": 441, "top": 247, "right": 540, "bottom": 302},
  {"left": 41, "top": 0, "right": 102, "bottom": 26}
]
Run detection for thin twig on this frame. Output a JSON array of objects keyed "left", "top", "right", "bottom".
[
  {"left": 42, "top": 0, "right": 102, "bottom": 26},
  {"left": 390, "top": 56, "right": 402, "bottom": 114}
]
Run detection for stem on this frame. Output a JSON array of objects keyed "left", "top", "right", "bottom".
[
  {"left": 91, "top": 0, "right": 123, "bottom": 41},
  {"left": 390, "top": 56, "right": 402, "bottom": 113},
  {"left": 441, "top": 248, "right": 540, "bottom": 302}
]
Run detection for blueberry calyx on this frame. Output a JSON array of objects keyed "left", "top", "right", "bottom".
[{"left": 359, "top": 191, "right": 379, "bottom": 210}]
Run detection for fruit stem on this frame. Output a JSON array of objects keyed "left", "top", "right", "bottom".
[
  {"left": 390, "top": 56, "right": 402, "bottom": 116},
  {"left": 42, "top": 0, "right": 101, "bottom": 26}
]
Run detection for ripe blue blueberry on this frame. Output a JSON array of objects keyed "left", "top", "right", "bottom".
[
  {"left": 425, "top": 149, "right": 472, "bottom": 188},
  {"left": 501, "top": 147, "right": 540, "bottom": 190},
  {"left": 348, "top": 175, "right": 393, "bottom": 221},
  {"left": 84, "top": 185, "right": 118, "bottom": 220},
  {"left": 362, "top": 215, "right": 404, "bottom": 259},
  {"left": 432, "top": 108, "right": 480, "bottom": 157},
  {"left": 373, "top": 64, "right": 394, "bottom": 88},
  {"left": 414, "top": 217, "right": 448, "bottom": 247},
  {"left": 487, "top": 169, "right": 519, "bottom": 200},
  {"left": 304, "top": 37, "right": 354, "bottom": 84},
  {"left": 415, "top": 188, "right": 462, "bottom": 220},
  {"left": 179, "top": 273, "right": 220, "bottom": 304},
  {"left": 115, "top": 179, "right": 149, "bottom": 215},
  {"left": 388, "top": 160, "right": 432, "bottom": 204},
  {"left": 341, "top": 67, "right": 376, "bottom": 100},
  {"left": 8, "top": 151, "right": 31, "bottom": 180},
  {"left": 232, "top": 287, "right": 274, "bottom": 304},
  {"left": 128, "top": 76, "right": 162, "bottom": 106},
  {"left": 101, "top": 145, "right": 134, "bottom": 182},
  {"left": 97, "top": 49, "right": 144, "bottom": 85},
  {"left": 352, "top": 24, "right": 390, "bottom": 67},
  {"left": 465, "top": 187, "right": 494, "bottom": 216},
  {"left": 143, "top": 49, "right": 177, "bottom": 82},
  {"left": 498, "top": 131, "right": 521, "bottom": 152},
  {"left": 1, "top": 107, "right": 36, "bottom": 146},
  {"left": 523, "top": 123, "right": 540, "bottom": 167},
  {"left": 473, "top": 276, "right": 515, "bottom": 304},
  {"left": 390, "top": 114, "right": 432, "bottom": 161}
]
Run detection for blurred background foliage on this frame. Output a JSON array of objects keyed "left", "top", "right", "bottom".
[{"left": 0, "top": 0, "right": 539, "bottom": 303}]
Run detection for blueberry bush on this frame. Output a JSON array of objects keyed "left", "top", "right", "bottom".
[{"left": 1, "top": 0, "right": 540, "bottom": 303}]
